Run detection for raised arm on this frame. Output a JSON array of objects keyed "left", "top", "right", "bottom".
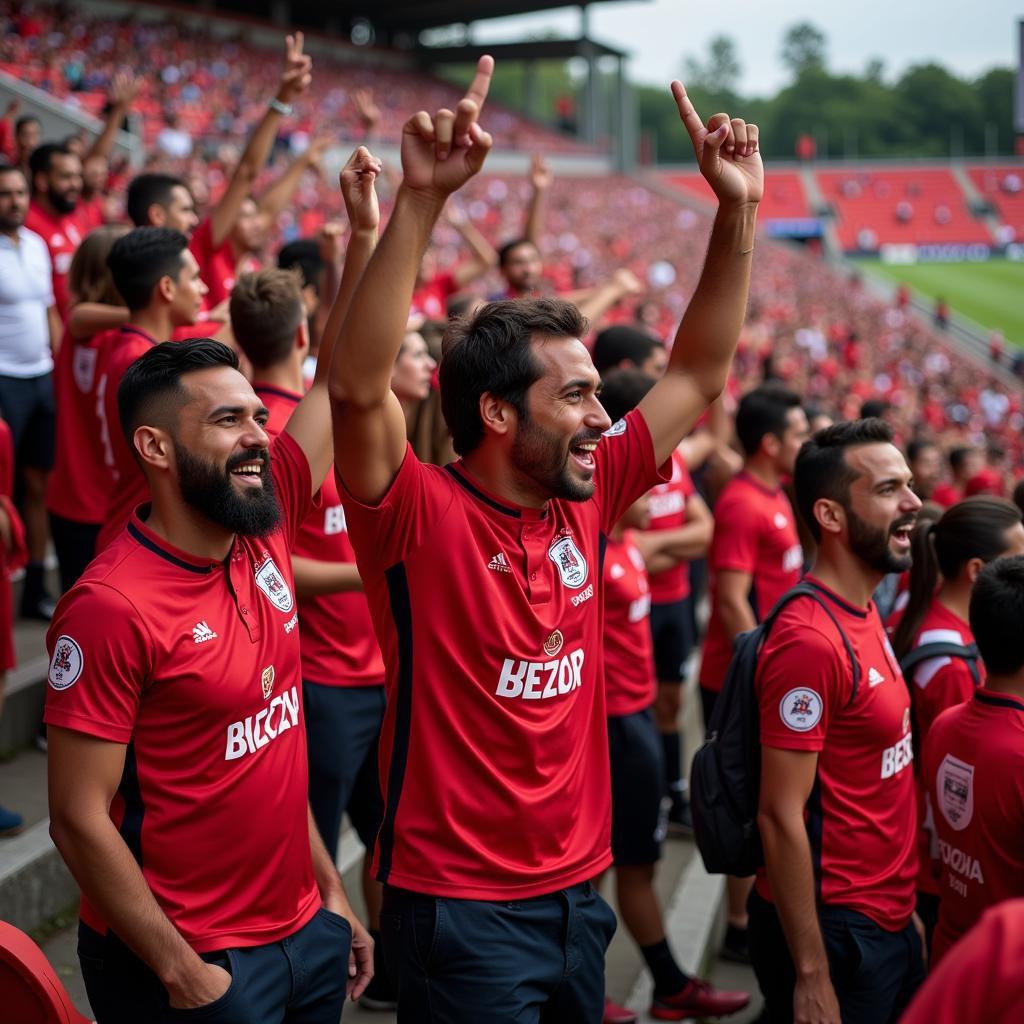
[
  {"left": 638, "top": 83, "right": 762, "bottom": 466},
  {"left": 283, "top": 146, "right": 381, "bottom": 488},
  {"left": 85, "top": 71, "right": 139, "bottom": 164},
  {"left": 209, "top": 33, "right": 313, "bottom": 249},
  {"left": 523, "top": 153, "right": 552, "bottom": 246},
  {"left": 447, "top": 200, "right": 497, "bottom": 288},
  {"left": 329, "top": 57, "right": 494, "bottom": 506},
  {"left": 257, "top": 134, "right": 331, "bottom": 226}
]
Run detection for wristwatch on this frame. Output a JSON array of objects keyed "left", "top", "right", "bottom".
[{"left": 269, "top": 97, "right": 293, "bottom": 116}]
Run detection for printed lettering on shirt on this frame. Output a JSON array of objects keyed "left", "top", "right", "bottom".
[
  {"left": 779, "top": 687, "right": 823, "bottom": 732},
  {"left": 224, "top": 685, "right": 300, "bottom": 760},
  {"left": 628, "top": 593, "right": 652, "bottom": 624},
  {"left": 868, "top": 666, "right": 885, "bottom": 687},
  {"left": 782, "top": 544, "right": 804, "bottom": 573},
  {"left": 261, "top": 665, "right": 275, "bottom": 700},
  {"left": 604, "top": 419, "right": 627, "bottom": 437},
  {"left": 323, "top": 504, "right": 348, "bottom": 536},
  {"left": 192, "top": 621, "right": 218, "bottom": 644},
  {"left": 881, "top": 734, "right": 914, "bottom": 779},
  {"left": 48, "top": 635, "right": 83, "bottom": 691},
  {"left": 937, "top": 754, "right": 975, "bottom": 831},
  {"left": 548, "top": 534, "right": 588, "bottom": 589},
  {"left": 254, "top": 556, "right": 294, "bottom": 613},
  {"left": 487, "top": 551, "right": 512, "bottom": 573},
  {"left": 283, "top": 611, "right": 299, "bottom": 634},
  {"left": 648, "top": 490, "right": 685, "bottom": 519},
  {"left": 938, "top": 838, "right": 985, "bottom": 889},
  {"left": 571, "top": 583, "right": 594, "bottom": 607},
  {"left": 496, "top": 649, "right": 585, "bottom": 701}
]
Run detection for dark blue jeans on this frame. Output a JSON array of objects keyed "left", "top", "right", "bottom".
[
  {"left": 380, "top": 881, "right": 617, "bottom": 1023},
  {"left": 78, "top": 907, "right": 351, "bottom": 1023},
  {"left": 748, "top": 890, "right": 924, "bottom": 1024}
]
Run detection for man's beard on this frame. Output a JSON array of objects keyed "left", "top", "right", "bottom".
[
  {"left": 49, "top": 190, "right": 78, "bottom": 215},
  {"left": 510, "top": 414, "right": 600, "bottom": 503},
  {"left": 175, "top": 445, "right": 281, "bottom": 538},
  {"left": 846, "top": 505, "right": 916, "bottom": 575}
]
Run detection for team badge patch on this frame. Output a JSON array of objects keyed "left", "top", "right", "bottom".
[
  {"left": 261, "top": 665, "right": 275, "bottom": 700},
  {"left": 48, "top": 635, "right": 83, "bottom": 691},
  {"left": 603, "top": 419, "right": 627, "bottom": 437},
  {"left": 543, "top": 630, "right": 564, "bottom": 657},
  {"left": 548, "top": 536, "right": 588, "bottom": 589},
  {"left": 255, "top": 559, "right": 294, "bottom": 613},
  {"left": 72, "top": 346, "right": 98, "bottom": 392},
  {"left": 937, "top": 754, "right": 974, "bottom": 831},
  {"left": 779, "top": 688, "right": 823, "bottom": 732}
]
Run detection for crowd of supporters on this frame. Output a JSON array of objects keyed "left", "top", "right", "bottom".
[{"left": 1, "top": 4, "right": 1023, "bottom": 1023}]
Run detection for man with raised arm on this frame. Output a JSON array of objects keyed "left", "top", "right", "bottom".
[
  {"left": 330, "top": 58, "right": 762, "bottom": 1023},
  {"left": 43, "top": 151, "right": 382, "bottom": 1023}
]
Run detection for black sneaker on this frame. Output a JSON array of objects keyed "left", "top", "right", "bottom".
[
  {"left": 666, "top": 794, "right": 694, "bottom": 837},
  {"left": 720, "top": 923, "right": 751, "bottom": 964},
  {"left": 359, "top": 969, "right": 398, "bottom": 1012}
]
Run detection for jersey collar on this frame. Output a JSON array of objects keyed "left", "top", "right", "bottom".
[
  {"left": 128, "top": 506, "right": 222, "bottom": 574},
  {"left": 802, "top": 575, "right": 870, "bottom": 619},
  {"left": 122, "top": 324, "right": 158, "bottom": 346},
  {"left": 253, "top": 382, "right": 302, "bottom": 404},
  {"left": 445, "top": 462, "right": 549, "bottom": 521},
  {"left": 974, "top": 689, "right": 1024, "bottom": 714}
]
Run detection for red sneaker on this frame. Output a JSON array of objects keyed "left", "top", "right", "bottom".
[
  {"left": 603, "top": 996, "right": 638, "bottom": 1024},
  {"left": 650, "top": 978, "right": 750, "bottom": 1020}
]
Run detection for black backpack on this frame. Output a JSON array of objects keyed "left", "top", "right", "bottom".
[
  {"left": 898, "top": 641, "right": 981, "bottom": 687},
  {"left": 690, "top": 581, "right": 861, "bottom": 877}
]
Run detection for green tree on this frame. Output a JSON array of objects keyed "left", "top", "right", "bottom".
[
  {"left": 974, "top": 68, "right": 1015, "bottom": 154},
  {"left": 683, "top": 35, "right": 742, "bottom": 97},
  {"left": 780, "top": 22, "right": 827, "bottom": 79},
  {"left": 895, "top": 63, "right": 983, "bottom": 155}
]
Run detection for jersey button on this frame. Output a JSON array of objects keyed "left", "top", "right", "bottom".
[
  {"left": 530, "top": 572, "right": 537, "bottom": 581},
  {"left": 240, "top": 605, "right": 248, "bottom": 614}
]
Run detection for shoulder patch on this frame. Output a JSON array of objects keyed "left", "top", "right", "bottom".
[
  {"left": 49, "top": 635, "right": 84, "bottom": 691},
  {"left": 779, "top": 687, "right": 823, "bottom": 732},
  {"left": 603, "top": 419, "right": 627, "bottom": 437}
]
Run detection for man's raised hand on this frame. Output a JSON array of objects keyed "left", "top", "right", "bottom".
[
  {"left": 400, "top": 55, "right": 494, "bottom": 199},
  {"left": 340, "top": 146, "right": 382, "bottom": 234},
  {"left": 670, "top": 81, "right": 762, "bottom": 207},
  {"left": 278, "top": 32, "right": 313, "bottom": 105}
]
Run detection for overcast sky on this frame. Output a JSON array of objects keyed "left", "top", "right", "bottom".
[{"left": 470, "top": 1, "right": 1021, "bottom": 95}]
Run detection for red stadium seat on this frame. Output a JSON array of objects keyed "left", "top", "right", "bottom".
[{"left": 0, "top": 921, "right": 93, "bottom": 1023}]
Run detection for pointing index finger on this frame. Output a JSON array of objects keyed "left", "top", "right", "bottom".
[
  {"left": 670, "top": 80, "right": 707, "bottom": 150},
  {"left": 464, "top": 55, "right": 494, "bottom": 114}
]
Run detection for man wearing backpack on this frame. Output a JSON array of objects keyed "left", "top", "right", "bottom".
[{"left": 751, "top": 419, "right": 924, "bottom": 1024}]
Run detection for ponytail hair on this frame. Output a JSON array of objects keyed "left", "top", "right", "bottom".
[{"left": 893, "top": 496, "right": 1023, "bottom": 659}]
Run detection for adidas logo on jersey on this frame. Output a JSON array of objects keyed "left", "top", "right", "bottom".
[
  {"left": 488, "top": 552, "right": 512, "bottom": 573},
  {"left": 192, "top": 621, "right": 218, "bottom": 644},
  {"left": 868, "top": 666, "right": 885, "bottom": 687}
]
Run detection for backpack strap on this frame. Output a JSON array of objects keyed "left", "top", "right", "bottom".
[
  {"left": 762, "top": 581, "right": 862, "bottom": 707},
  {"left": 899, "top": 641, "right": 982, "bottom": 687}
]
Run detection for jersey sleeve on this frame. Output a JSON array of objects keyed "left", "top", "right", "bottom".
[
  {"left": 337, "top": 443, "right": 453, "bottom": 570},
  {"left": 268, "top": 431, "right": 314, "bottom": 549},
  {"left": 44, "top": 583, "right": 153, "bottom": 744},
  {"left": 757, "top": 620, "right": 851, "bottom": 752},
  {"left": 189, "top": 217, "right": 214, "bottom": 275},
  {"left": 595, "top": 409, "right": 670, "bottom": 533},
  {"left": 913, "top": 659, "right": 976, "bottom": 738},
  {"left": 709, "top": 489, "right": 762, "bottom": 575}
]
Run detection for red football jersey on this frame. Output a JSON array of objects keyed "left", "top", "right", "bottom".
[
  {"left": 646, "top": 448, "right": 695, "bottom": 604},
  {"left": 93, "top": 326, "right": 158, "bottom": 553},
  {"left": 24, "top": 201, "right": 82, "bottom": 318},
  {"left": 700, "top": 472, "right": 803, "bottom": 692},
  {"left": 189, "top": 217, "right": 259, "bottom": 310},
  {"left": 256, "top": 384, "right": 384, "bottom": 689},
  {"left": 900, "top": 900, "right": 1024, "bottom": 1024},
  {"left": 46, "top": 326, "right": 110, "bottom": 524},
  {"left": 603, "top": 531, "right": 656, "bottom": 717},
  {"left": 340, "top": 409, "right": 668, "bottom": 899},
  {"left": 924, "top": 690, "right": 1024, "bottom": 964},
  {"left": 45, "top": 432, "right": 319, "bottom": 952},
  {"left": 906, "top": 600, "right": 983, "bottom": 896},
  {"left": 411, "top": 272, "right": 458, "bottom": 321},
  {"left": 755, "top": 579, "right": 917, "bottom": 931},
  {"left": 931, "top": 482, "right": 961, "bottom": 508}
]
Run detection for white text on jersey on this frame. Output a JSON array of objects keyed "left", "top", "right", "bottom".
[
  {"left": 496, "top": 649, "right": 585, "bottom": 701},
  {"left": 880, "top": 733, "right": 914, "bottom": 779},
  {"left": 225, "top": 685, "right": 300, "bottom": 760}
]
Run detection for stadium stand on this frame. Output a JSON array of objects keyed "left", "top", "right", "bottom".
[
  {"left": 664, "top": 169, "right": 812, "bottom": 221},
  {"left": 967, "top": 164, "right": 1024, "bottom": 243}
]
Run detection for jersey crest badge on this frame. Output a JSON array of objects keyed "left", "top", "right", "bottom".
[
  {"left": 255, "top": 558, "right": 294, "bottom": 613},
  {"left": 548, "top": 536, "right": 588, "bottom": 589},
  {"left": 73, "top": 346, "right": 98, "bottom": 393},
  {"left": 779, "top": 687, "right": 822, "bottom": 732},
  {"left": 48, "top": 635, "right": 83, "bottom": 691},
  {"left": 543, "top": 630, "right": 564, "bottom": 657},
  {"left": 261, "top": 665, "right": 275, "bottom": 700},
  {"left": 603, "top": 418, "right": 627, "bottom": 437},
  {"left": 937, "top": 754, "right": 974, "bottom": 831}
]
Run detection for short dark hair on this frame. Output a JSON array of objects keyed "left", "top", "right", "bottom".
[
  {"left": 277, "top": 238, "right": 323, "bottom": 294},
  {"left": 1013, "top": 478, "right": 1024, "bottom": 518},
  {"left": 906, "top": 438, "right": 938, "bottom": 464},
  {"left": 592, "top": 325, "right": 665, "bottom": 376},
  {"left": 230, "top": 269, "right": 305, "bottom": 370},
  {"left": 949, "top": 446, "right": 976, "bottom": 473},
  {"left": 735, "top": 383, "right": 803, "bottom": 457},
  {"left": 106, "top": 227, "right": 189, "bottom": 311},
  {"left": 498, "top": 238, "right": 536, "bottom": 267},
  {"left": 970, "top": 556, "right": 1024, "bottom": 676},
  {"left": 126, "top": 173, "right": 189, "bottom": 227},
  {"left": 859, "top": 398, "right": 891, "bottom": 420},
  {"left": 440, "top": 298, "right": 587, "bottom": 456},
  {"left": 15, "top": 115, "right": 40, "bottom": 135},
  {"left": 599, "top": 368, "right": 655, "bottom": 423},
  {"left": 794, "top": 418, "right": 894, "bottom": 542},
  {"left": 28, "top": 142, "right": 71, "bottom": 182},
  {"left": 117, "top": 339, "right": 239, "bottom": 456}
]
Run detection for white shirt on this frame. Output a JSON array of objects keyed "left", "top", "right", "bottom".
[{"left": 0, "top": 226, "right": 54, "bottom": 377}]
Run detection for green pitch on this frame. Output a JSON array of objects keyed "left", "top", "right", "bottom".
[{"left": 862, "top": 258, "right": 1024, "bottom": 348}]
